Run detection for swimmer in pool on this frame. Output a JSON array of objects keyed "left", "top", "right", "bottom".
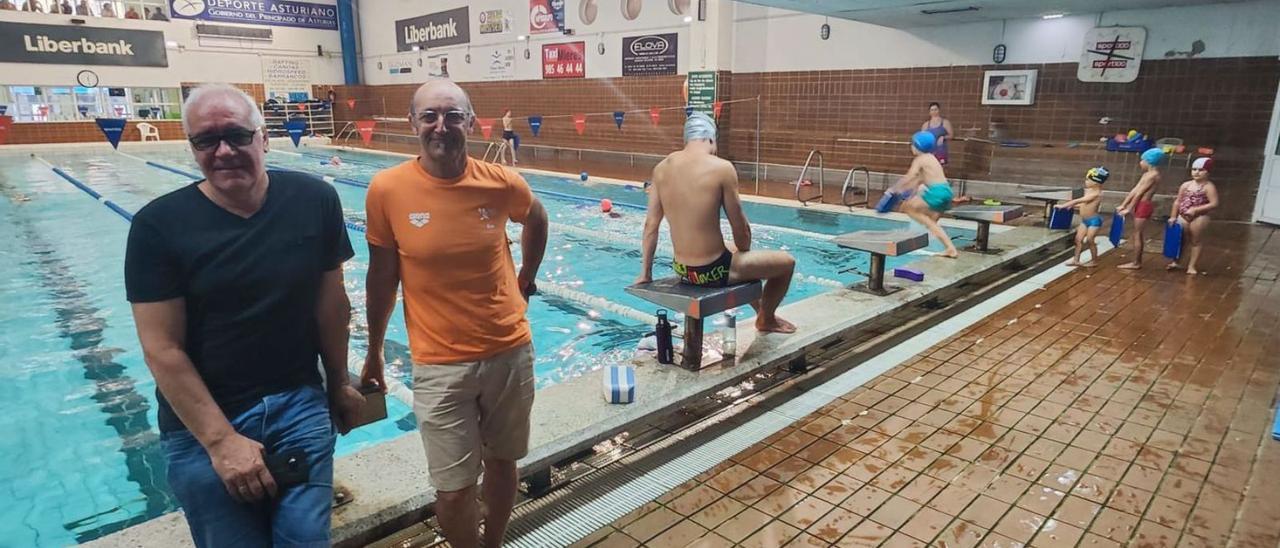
[
  {"left": 329, "top": 155, "right": 343, "bottom": 167},
  {"left": 884, "top": 131, "right": 959, "bottom": 258},
  {"left": 1115, "top": 148, "right": 1165, "bottom": 269},
  {"left": 636, "top": 112, "right": 796, "bottom": 333},
  {"left": 1166, "top": 157, "right": 1219, "bottom": 275},
  {"left": 1059, "top": 166, "right": 1109, "bottom": 268}
]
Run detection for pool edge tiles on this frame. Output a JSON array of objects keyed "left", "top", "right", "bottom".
[{"left": 88, "top": 216, "right": 1072, "bottom": 548}]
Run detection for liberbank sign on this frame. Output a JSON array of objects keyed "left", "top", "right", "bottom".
[{"left": 0, "top": 22, "right": 169, "bottom": 67}]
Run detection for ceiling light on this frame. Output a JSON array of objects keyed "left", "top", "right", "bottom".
[
  {"left": 165, "top": 40, "right": 179, "bottom": 48},
  {"left": 683, "top": 15, "right": 693, "bottom": 23},
  {"left": 1042, "top": 13, "right": 1065, "bottom": 19},
  {"left": 921, "top": 6, "right": 978, "bottom": 15},
  {"left": 517, "top": 34, "right": 527, "bottom": 41}
]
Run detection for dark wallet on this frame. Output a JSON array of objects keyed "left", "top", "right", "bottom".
[{"left": 265, "top": 450, "right": 311, "bottom": 488}]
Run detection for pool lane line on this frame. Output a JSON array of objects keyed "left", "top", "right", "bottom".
[{"left": 33, "top": 155, "right": 135, "bottom": 222}]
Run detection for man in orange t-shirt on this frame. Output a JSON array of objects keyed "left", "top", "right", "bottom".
[{"left": 361, "top": 79, "right": 548, "bottom": 548}]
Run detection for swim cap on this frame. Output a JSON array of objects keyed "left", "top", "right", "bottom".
[
  {"left": 911, "top": 131, "right": 937, "bottom": 153},
  {"left": 1086, "top": 166, "right": 1110, "bottom": 184},
  {"left": 1140, "top": 148, "right": 1166, "bottom": 166},
  {"left": 683, "top": 112, "right": 717, "bottom": 143},
  {"left": 922, "top": 183, "right": 953, "bottom": 212},
  {"left": 1192, "top": 157, "right": 1214, "bottom": 171}
]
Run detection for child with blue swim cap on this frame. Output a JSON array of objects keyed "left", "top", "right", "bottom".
[
  {"left": 1115, "top": 147, "right": 1165, "bottom": 269},
  {"left": 1057, "top": 166, "right": 1109, "bottom": 268},
  {"left": 875, "top": 130, "right": 959, "bottom": 257}
]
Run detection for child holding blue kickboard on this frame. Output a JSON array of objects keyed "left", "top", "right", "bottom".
[
  {"left": 1166, "top": 157, "right": 1219, "bottom": 275},
  {"left": 1056, "top": 166, "right": 1109, "bottom": 268},
  {"left": 875, "top": 131, "right": 960, "bottom": 258}
]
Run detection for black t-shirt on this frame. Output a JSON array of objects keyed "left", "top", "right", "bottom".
[{"left": 125, "top": 170, "right": 354, "bottom": 432}]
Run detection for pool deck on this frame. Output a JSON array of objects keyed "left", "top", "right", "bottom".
[
  {"left": 568, "top": 222, "right": 1280, "bottom": 547},
  {"left": 84, "top": 143, "right": 1073, "bottom": 547}
]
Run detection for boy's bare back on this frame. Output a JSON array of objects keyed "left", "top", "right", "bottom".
[{"left": 652, "top": 150, "right": 736, "bottom": 266}]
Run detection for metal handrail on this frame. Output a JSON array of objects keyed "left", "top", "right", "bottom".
[
  {"left": 334, "top": 121, "right": 355, "bottom": 143},
  {"left": 482, "top": 141, "right": 509, "bottom": 163},
  {"left": 841, "top": 166, "right": 871, "bottom": 209},
  {"left": 795, "top": 150, "right": 824, "bottom": 206}
]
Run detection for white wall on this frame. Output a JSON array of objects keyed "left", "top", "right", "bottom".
[
  {"left": 0, "top": 8, "right": 345, "bottom": 88},
  {"left": 732, "top": 0, "right": 1280, "bottom": 73},
  {"left": 356, "top": 0, "right": 693, "bottom": 85}
]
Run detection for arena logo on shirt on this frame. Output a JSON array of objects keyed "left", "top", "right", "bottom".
[{"left": 409, "top": 212, "right": 430, "bottom": 227}]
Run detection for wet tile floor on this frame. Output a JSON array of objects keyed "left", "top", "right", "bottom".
[{"left": 568, "top": 223, "right": 1280, "bottom": 547}]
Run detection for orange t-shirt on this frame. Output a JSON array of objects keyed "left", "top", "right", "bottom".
[{"left": 365, "top": 158, "right": 534, "bottom": 364}]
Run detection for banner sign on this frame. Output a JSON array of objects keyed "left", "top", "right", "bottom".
[
  {"left": 396, "top": 7, "right": 470, "bottom": 52},
  {"left": 262, "top": 57, "right": 312, "bottom": 102},
  {"left": 169, "top": 0, "right": 338, "bottom": 31},
  {"left": 95, "top": 118, "right": 127, "bottom": 149},
  {"left": 622, "top": 33, "right": 677, "bottom": 76},
  {"left": 528, "top": 115, "right": 542, "bottom": 136},
  {"left": 573, "top": 114, "right": 586, "bottom": 135},
  {"left": 687, "top": 71, "right": 717, "bottom": 116},
  {"left": 478, "top": 9, "right": 509, "bottom": 34},
  {"left": 529, "top": 0, "right": 564, "bottom": 34},
  {"left": 613, "top": 111, "right": 625, "bottom": 130},
  {"left": 1078, "top": 26, "right": 1146, "bottom": 83},
  {"left": 284, "top": 119, "right": 307, "bottom": 147},
  {"left": 0, "top": 115, "right": 11, "bottom": 145},
  {"left": 355, "top": 120, "right": 376, "bottom": 144},
  {"left": 484, "top": 47, "right": 516, "bottom": 80},
  {"left": 0, "top": 21, "right": 167, "bottom": 67},
  {"left": 542, "top": 42, "right": 585, "bottom": 79}
]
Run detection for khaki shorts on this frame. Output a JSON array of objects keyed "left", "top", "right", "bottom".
[{"left": 412, "top": 343, "right": 535, "bottom": 492}]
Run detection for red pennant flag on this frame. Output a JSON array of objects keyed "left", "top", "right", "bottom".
[
  {"left": 296, "top": 103, "right": 308, "bottom": 111},
  {"left": 573, "top": 114, "right": 586, "bottom": 135},
  {"left": 0, "top": 115, "right": 12, "bottom": 145},
  {"left": 346, "top": 98, "right": 356, "bottom": 109},
  {"left": 649, "top": 108, "right": 660, "bottom": 125},
  {"left": 713, "top": 101, "right": 724, "bottom": 119},
  {"left": 355, "top": 120, "right": 376, "bottom": 145},
  {"left": 477, "top": 118, "right": 494, "bottom": 140}
]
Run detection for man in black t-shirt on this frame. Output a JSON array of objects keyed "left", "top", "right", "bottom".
[{"left": 125, "top": 84, "right": 363, "bottom": 547}]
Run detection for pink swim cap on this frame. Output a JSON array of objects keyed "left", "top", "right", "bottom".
[
  {"left": 1192, "top": 157, "right": 1214, "bottom": 171},
  {"left": 600, "top": 199, "right": 613, "bottom": 213}
]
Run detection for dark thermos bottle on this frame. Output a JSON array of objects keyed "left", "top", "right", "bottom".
[{"left": 655, "top": 310, "right": 674, "bottom": 364}]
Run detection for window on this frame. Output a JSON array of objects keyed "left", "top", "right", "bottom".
[{"left": 2, "top": 85, "right": 181, "bottom": 121}]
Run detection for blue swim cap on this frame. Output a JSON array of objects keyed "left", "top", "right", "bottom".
[
  {"left": 911, "top": 131, "right": 937, "bottom": 153},
  {"left": 684, "top": 112, "right": 717, "bottom": 143},
  {"left": 922, "top": 183, "right": 953, "bottom": 212},
  {"left": 1140, "top": 148, "right": 1166, "bottom": 166},
  {"left": 1086, "top": 166, "right": 1110, "bottom": 184}
]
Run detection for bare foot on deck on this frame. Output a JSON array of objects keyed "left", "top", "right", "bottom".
[
  {"left": 1118, "top": 262, "right": 1141, "bottom": 270},
  {"left": 756, "top": 316, "right": 797, "bottom": 334},
  {"left": 1187, "top": 268, "right": 1203, "bottom": 276},
  {"left": 941, "top": 248, "right": 959, "bottom": 258},
  {"left": 1166, "top": 262, "right": 1181, "bottom": 271},
  {"left": 1066, "top": 260, "right": 1083, "bottom": 267},
  {"left": 1082, "top": 262, "right": 1099, "bottom": 268}
]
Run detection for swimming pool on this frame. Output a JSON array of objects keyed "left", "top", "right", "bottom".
[{"left": 0, "top": 142, "right": 969, "bottom": 545}]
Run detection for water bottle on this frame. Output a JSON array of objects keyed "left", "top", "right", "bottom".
[
  {"left": 655, "top": 310, "right": 674, "bottom": 364},
  {"left": 722, "top": 310, "right": 736, "bottom": 359}
]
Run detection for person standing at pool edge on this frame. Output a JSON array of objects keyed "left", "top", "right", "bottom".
[
  {"left": 921, "top": 102, "right": 953, "bottom": 166},
  {"left": 125, "top": 84, "right": 365, "bottom": 546},
  {"left": 637, "top": 112, "right": 797, "bottom": 333},
  {"left": 360, "top": 79, "right": 549, "bottom": 548}
]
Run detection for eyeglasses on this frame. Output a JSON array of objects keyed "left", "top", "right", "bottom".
[
  {"left": 188, "top": 127, "right": 261, "bottom": 151},
  {"left": 414, "top": 109, "right": 470, "bottom": 126}
]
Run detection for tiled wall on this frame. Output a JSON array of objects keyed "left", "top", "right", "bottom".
[{"left": 4, "top": 120, "right": 185, "bottom": 145}]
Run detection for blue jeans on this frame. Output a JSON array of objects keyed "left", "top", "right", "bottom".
[{"left": 162, "top": 384, "right": 336, "bottom": 548}]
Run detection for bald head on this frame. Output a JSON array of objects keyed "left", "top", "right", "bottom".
[{"left": 410, "top": 78, "right": 473, "bottom": 117}]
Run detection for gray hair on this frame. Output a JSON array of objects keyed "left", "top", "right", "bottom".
[
  {"left": 181, "top": 83, "right": 265, "bottom": 134},
  {"left": 409, "top": 78, "right": 474, "bottom": 117}
]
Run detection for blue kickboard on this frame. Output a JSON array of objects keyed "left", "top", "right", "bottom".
[
  {"left": 1109, "top": 212, "right": 1125, "bottom": 247},
  {"left": 1163, "top": 222, "right": 1183, "bottom": 260},
  {"left": 875, "top": 192, "right": 902, "bottom": 214},
  {"left": 1049, "top": 208, "right": 1074, "bottom": 230},
  {"left": 1273, "top": 405, "right": 1280, "bottom": 441}
]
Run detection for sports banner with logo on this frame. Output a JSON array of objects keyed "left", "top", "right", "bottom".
[
  {"left": 284, "top": 119, "right": 307, "bottom": 147},
  {"left": 622, "top": 33, "right": 678, "bottom": 76},
  {"left": 169, "top": 0, "right": 337, "bottom": 30},
  {"left": 396, "top": 7, "right": 470, "bottom": 52},
  {"left": 355, "top": 120, "right": 376, "bottom": 145},
  {"left": 95, "top": 118, "right": 127, "bottom": 149},
  {"left": 542, "top": 42, "right": 585, "bottom": 79},
  {"left": 0, "top": 21, "right": 168, "bottom": 67}
]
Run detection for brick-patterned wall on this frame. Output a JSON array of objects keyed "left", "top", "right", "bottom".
[
  {"left": 5, "top": 120, "right": 185, "bottom": 145},
  {"left": 181, "top": 82, "right": 267, "bottom": 104}
]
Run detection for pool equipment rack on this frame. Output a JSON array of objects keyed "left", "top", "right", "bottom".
[{"left": 832, "top": 229, "right": 930, "bottom": 295}]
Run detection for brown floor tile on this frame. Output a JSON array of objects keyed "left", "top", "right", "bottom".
[
  {"left": 754, "top": 485, "right": 808, "bottom": 516},
  {"left": 740, "top": 520, "right": 802, "bottom": 548},
  {"left": 621, "top": 506, "right": 682, "bottom": 543},
  {"left": 816, "top": 447, "right": 865, "bottom": 474},
  {"left": 992, "top": 506, "right": 1047, "bottom": 544},
  {"left": 684, "top": 532, "right": 736, "bottom": 548},
  {"left": 729, "top": 475, "right": 785, "bottom": 505},
  {"left": 928, "top": 484, "right": 980, "bottom": 516},
  {"left": 1106, "top": 484, "right": 1154, "bottom": 517},
  {"left": 1024, "top": 438, "right": 1067, "bottom": 462},
  {"left": 648, "top": 519, "right": 709, "bottom": 547},
  {"left": 796, "top": 439, "right": 844, "bottom": 465},
  {"left": 1071, "top": 474, "right": 1117, "bottom": 504},
  {"left": 839, "top": 484, "right": 893, "bottom": 517},
  {"left": 898, "top": 473, "right": 947, "bottom": 505},
  {"left": 1079, "top": 532, "right": 1122, "bottom": 547},
  {"left": 774, "top": 431, "right": 821, "bottom": 455},
  {"left": 690, "top": 496, "right": 749, "bottom": 530},
  {"left": 714, "top": 506, "right": 773, "bottom": 543},
  {"left": 1087, "top": 455, "right": 1129, "bottom": 481},
  {"left": 782, "top": 532, "right": 830, "bottom": 547},
  {"left": 592, "top": 530, "right": 641, "bottom": 548},
  {"left": 868, "top": 494, "right": 921, "bottom": 529},
  {"left": 813, "top": 474, "right": 864, "bottom": 506},
  {"left": 1132, "top": 520, "right": 1180, "bottom": 548},
  {"left": 1029, "top": 518, "right": 1085, "bottom": 547},
  {"left": 779, "top": 497, "right": 836, "bottom": 530},
  {"left": 792, "top": 465, "right": 841, "bottom": 494},
  {"left": 959, "top": 495, "right": 1011, "bottom": 529},
  {"left": 707, "top": 464, "right": 758, "bottom": 493},
  {"left": 615, "top": 502, "right": 663, "bottom": 528},
  {"left": 975, "top": 531, "right": 1022, "bottom": 547},
  {"left": 986, "top": 474, "right": 1033, "bottom": 504},
  {"left": 763, "top": 456, "right": 816, "bottom": 483},
  {"left": 1016, "top": 484, "right": 1067, "bottom": 517},
  {"left": 1090, "top": 507, "right": 1139, "bottom": 543},
  {"left": 869, "top": 463, "right": 917, "bottom": 493},
  {"left": 1008, "top": 454, "right": 1053, "bottom": 483},
  {"left": 880, "top": 532, "right": 927, "bottom": 547},
  {"left": 845, "top": 455, "right": 892, "bottom": 483},
  {"left": 1144, "top": 496, "right": 1192, "bottom": 529},
  {"left": 834, "top": 519, "right": 893, "bottom": 547},
  {"left": 935, "top": 519, "right": 987, "bottom": 548},
  {"left": 807, "top": 507, "right": 864, "bottom": 544},
  {"left": 899, "top": 506, "right": 951, "bottom": 543},
  {"left": 1052, "top": 495, "right": 1102, "bottom": 529},
  {"left": 668, "top": 485, "right": 723, "bottom": 516},
  {"left": 746, "top": 447, "right": 795, "bottom": 474}
]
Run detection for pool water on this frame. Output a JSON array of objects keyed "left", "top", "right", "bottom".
[{"left": 0, "top": 143, "right": 969, "bottom": 546}]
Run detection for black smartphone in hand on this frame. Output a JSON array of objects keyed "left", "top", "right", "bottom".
[{"left": 264, "top": 450, "right": 311, "bottom": 488}]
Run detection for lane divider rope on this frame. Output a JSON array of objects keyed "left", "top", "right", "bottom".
[{"left": 33, "top": 155, "right": 134, "bottom": 222}]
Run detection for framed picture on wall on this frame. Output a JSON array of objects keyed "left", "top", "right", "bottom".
[{"left": 981, "top": 69, "right": 1037, "bottom": 106}]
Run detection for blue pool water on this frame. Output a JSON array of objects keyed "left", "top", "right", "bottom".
[{"left": 0, "top": 143, "right": 969, "bottom": 545}]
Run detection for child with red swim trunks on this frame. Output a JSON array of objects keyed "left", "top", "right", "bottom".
[{"left": 1115, "top": 147, "right": 1165, "bottom": 269}]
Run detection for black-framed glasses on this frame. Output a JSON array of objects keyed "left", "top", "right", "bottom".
[
  {"left": 414, "top": 109, "right": 469, "bottom": 126},
  {"left": 188, "top": 127, "right": 261, "bottom": 151}
]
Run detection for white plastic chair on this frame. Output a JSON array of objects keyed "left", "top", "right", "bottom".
[{"left": 137, "top": 122, "right": 160, "bottom": 142}]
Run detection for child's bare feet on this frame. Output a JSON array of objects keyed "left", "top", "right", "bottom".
[
  {"left": 1118, "top": 262, "right": 1141, "bottom": 270},
  {"left": 1165, "top": 262, "right": 1181, "bottom": 271},
  {"left": 941, "top": 248, "right": 959, "bottom": 258},
  {"left": 1066, "top": 260, "right": 1083, "bottom": 267},
  {"left": 1083, "top": 261, "right": 1099, "bottom": 268},
  {"left": 1187, "top": 268, "right": 1203, "bottom": 276}
]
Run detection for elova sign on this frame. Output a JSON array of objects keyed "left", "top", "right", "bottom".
[{"left": 629, "top": 35, "right": 670, "bottom": 56}]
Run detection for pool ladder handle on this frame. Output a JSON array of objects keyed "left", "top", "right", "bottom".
[
  {"left": 482, "top": 141, "right": 510, "bottom": 163},
  {"left": 795, "top": 149, "right": 825, "bottom": 206},
  {"left": 841, "top": 166, "right": 872, "bottom": 209}
]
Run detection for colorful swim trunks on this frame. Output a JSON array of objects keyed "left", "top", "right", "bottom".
[
  {"left": 922, "top": 182, "right": 954, "bottom": 213},
  {"left": 672, "top": 250, "right": 733, "bottom": 287},
  {"left": 1134, "top": 200, "right": 1155, "bottom": 220},
  {"left": 1082, "top": 215, "right": 1103, "bottom": 228}
]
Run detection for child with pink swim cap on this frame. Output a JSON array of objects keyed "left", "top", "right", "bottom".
[{"left": 1166, "top": 157, "right": 1219, "bottom": 275}]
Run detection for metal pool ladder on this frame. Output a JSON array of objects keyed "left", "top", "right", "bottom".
[
  {"left": 795, "top": 149, "right": 824, "bottom": 206},
  {"left": 482, "top": 141, "right": 509, "bottom": 163},
  {"left": 841, "top": 166, "right": 871, "bottom": 209}
]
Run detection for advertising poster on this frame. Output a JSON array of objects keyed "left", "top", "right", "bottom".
[
  {"left": 262, "top": 57, "right": 312, "bottom": 101},
  {"left": 622, "top": 33, "right": 677, "bottom": 76},
  {"left": 479, "top": 9, "right": 509, "bottom": 34},
  {"left": 485, "top": 47, "right": 516, "bottom": 80},
  {"left": 529, "top": 0, "right": 564, "bottom": 34},
  {"left": 542, "top": 42, "right": 585, "bottom": 79}
]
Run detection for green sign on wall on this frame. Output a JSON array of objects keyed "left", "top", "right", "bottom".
[{"left": 687, "top": 71, "right": 717, "bottom": 116}]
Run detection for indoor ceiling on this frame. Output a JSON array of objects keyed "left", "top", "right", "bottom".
[{"left": 734, "top": 0, "right": 1250, "bottom": 27}]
